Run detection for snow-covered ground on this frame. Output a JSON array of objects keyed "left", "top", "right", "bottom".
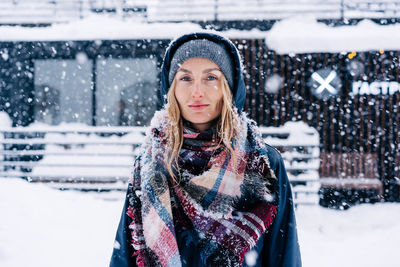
[{"left": 0, "top": 178, "right": 399, "bottom": 267}]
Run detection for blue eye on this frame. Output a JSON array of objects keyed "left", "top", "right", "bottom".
[
  {"left": 207, "top": 76, "right": 217, "bottom": 81},
  {"left": 180, "top": 76, "right": 191, "bottom": 81}
]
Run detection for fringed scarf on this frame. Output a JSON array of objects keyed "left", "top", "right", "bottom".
[{"left": 126, "top": 110, "right": 278, "bottom": 267}]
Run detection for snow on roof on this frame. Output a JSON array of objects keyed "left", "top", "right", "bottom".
[
  {"left": 1, "top": 14, "right": 400, "bottom": 54},
  {"left": 264, "top": 16, "right": 400, "bottom": 54},
  {"left": 0, "top": 15, "right": 203, "bottom": 41}
]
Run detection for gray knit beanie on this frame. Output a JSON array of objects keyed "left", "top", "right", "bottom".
[{"left": 168, "top": 39, "right": 234, "bottom": 89}]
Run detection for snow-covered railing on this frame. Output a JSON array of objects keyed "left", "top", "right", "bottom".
[
  {"left": 1, "top": 0, "right": 400, "bottom": 25},
  {"left": 346, "top": 0, "right": 400, "bottom": 19},
  {"left": 0, "top": 125, "right": 146, "bottom": 190},
  {"left": 145, "top": 0, "right": 342, "bottom": 22},
  {"left": 260, "top": 121, "right": 320, "bottom": 205},
  {"left": 1, "top": 120, "right": 320, "bottom": 204},
  {"left": 0, "top": 0, "right": 86, "bottom": 25},
  {"left": 0, "top": 0, "right": 148, "bottom": 25}
]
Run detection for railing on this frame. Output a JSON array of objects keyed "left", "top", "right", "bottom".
[
  {"left": 0, "top": 121, "right": 320, "bottom": 204},
  {"left": 0, "top": 0, "right": 86, "bottom": 24},
  {"left": 260, "top": 121, "right": 320, "bottom": 205},
  {"left": 0, "top": 126, "right": 146, "bottom": 190},
  {"left": 0, "top": 0, "right": 400, "bottom": 25},
  {"left": 0, "top": 0, "right": 148, "bottom": 25},
  {"left": 145, "top": 1, "right": 343, "bottom": 22}
]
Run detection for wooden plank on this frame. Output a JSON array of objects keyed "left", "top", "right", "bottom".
[
  {"left": 258, "top": 39, "right": 265, "bottom": 125},
  {"left": 320, "top": 152, "right": 382, "bottom": 194},
  {"left": 299, "top": 54, "right": 306, "bottom": 122},
  {"left": 314, "top": 53, "right": 323, "bottom": 149},
  {"left": 336, "top": 54, "right": 343, "bottom": 153},
  {"left": 292, "top": 54, "right": 299, "bottom": 121},
  {"left": 396, "top": 154, "right": 400, "bottom": 181},
  {"left": 276, "top": 53, "right": 282, "bottom": 126},
  {"left": 244, "top": 39, "right": 251, "bottom": 116},
  {"left": 396, "top": 51, "right": 400, "bottom": 180},
  {"left": 250, "top": 39, "right": 257, "bottom": 122},
  {"left": 263, "top": 50, "right": 271, "bottom": 126},
  {"left": 344, "top": 54, "right": 353, "bottom": 154},
  {"left": 283, "top": 55, "right": 291, "bottom": 124},
  {"left": 385, "top": 52, "right": 395, "bottom": 181},
  {"left": 277, "top": 51, "right": 283, "bottom": 126}
]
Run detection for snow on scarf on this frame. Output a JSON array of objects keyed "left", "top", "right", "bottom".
[{"left": 126, "top": 109, "right": 277, "bottom": 267}]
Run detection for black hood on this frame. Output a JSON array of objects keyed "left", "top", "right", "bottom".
[{"left": 159, "top": 32, "right": 246, "bottom": 112}]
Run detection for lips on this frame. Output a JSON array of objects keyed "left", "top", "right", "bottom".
[{"left": 188, "top": 103, "right": 209, "bottom": 110}]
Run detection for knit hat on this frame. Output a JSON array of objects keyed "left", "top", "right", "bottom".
[
  {"left": 160, "top": 32, "right": 246, "bottom": 112},
  {"left": 168, "top": 39, "right": 234, "bottom": 89}
]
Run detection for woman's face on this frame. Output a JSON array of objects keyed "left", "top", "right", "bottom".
[{"left": 174, "top": 57, "right": 224, "bottom": 131}]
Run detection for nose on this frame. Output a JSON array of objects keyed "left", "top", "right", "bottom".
[{"left": 191, "top": 81, "right": 204, "bottom": 98}]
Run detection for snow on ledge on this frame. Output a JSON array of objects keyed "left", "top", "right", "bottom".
[
  {"left": 0, "top": 111, "right": 12, "bottom": 128},
  {"left": 265, "top": 17, "right": 400, "bottom": 54}
]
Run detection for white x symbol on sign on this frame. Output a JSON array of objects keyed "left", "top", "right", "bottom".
[{"left": 311, "top": 71, "right": 338, "bottom": 94}]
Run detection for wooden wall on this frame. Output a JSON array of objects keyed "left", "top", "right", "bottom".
[{"left": 234, "top": 39, "right": 400, "bottom": 200}]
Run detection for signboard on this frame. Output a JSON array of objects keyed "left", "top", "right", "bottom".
[
  {"left": 309, "top": 68, "right": 400, "bottom": 98},
  {"left": 352, "top": 81, "right": 400, "bottom": 95},
  {"left": 308, "top": 68, "right": 342, "bottom": 100}
]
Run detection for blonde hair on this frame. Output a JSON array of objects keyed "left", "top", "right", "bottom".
[{"left": 165, "top": 75, "right": 238, "bottom": 182}]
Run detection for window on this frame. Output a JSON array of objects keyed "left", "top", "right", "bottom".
[
  {"left": 34, "top": 59, "right": 93, "bottom": 125},
  {"left": 96, "top": 57, "right": 158, "bottom": 126}
]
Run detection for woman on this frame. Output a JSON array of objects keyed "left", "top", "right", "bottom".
[{"left": 110, "top": 32, "right": 301, "bottom": 267}]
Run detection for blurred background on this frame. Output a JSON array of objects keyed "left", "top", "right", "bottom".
[{"left": 0, "top": 1, "right": 400, "bottom": 266}]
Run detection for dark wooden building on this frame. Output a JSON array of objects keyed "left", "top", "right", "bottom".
[
  {"left": 1, "top": 37, "right": 399, "bottom": 203},
  {"left": 235, "top": 39, "right": 400, "bottom": 203}
]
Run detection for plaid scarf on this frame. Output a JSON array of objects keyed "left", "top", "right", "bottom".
[{"left": 126, "top": 110, "right": 277, "bottom": 267}]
